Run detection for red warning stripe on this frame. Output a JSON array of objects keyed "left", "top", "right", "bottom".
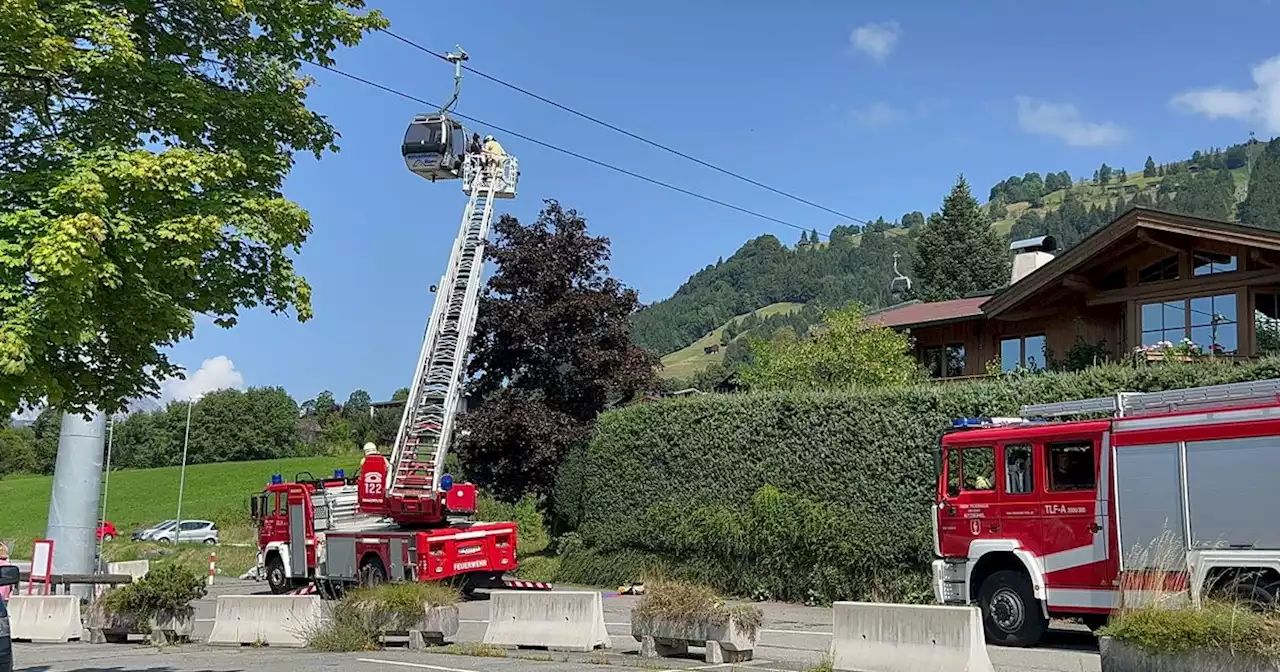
[{"left": 502, "top": 579, "right": 552, "bottom": 590}]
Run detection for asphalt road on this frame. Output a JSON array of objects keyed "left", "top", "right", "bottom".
[{"left": 11, "top": 579, "right": 1101, "bottom": 672}]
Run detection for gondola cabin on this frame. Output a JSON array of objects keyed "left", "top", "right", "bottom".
[{"left": 402, "top": 115, "right": 466, "bottom": 181}]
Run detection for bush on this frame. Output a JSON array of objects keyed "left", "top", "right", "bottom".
[
  {"left": 1101, "top": 602, "right": 1280, "bottom": 661},
  {"left": 476, "top": 493, "right": 550, "bottom": 556},
  {"left": 307, "top": 582, "right": 460, "bottom": 651},
  {"left": 555, "top": 359, "right": 1280, "bottom": 602},
  {"left": 100, "top": 564, "right": 206, "bottom": 619},
  {"left": 633, "top": 580, "right": 763, "bottom": 640}
]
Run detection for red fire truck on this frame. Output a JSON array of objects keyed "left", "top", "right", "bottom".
[
  {"left": 933, "top": 378, "right": 1280, "bottom": 647},
  {"left": 250, "top": 60, "right": 537, "bottom": 599}
]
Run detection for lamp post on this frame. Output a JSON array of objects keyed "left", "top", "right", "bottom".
[{"left": 96, "top": 415, "right": 116, "bottom": 567}]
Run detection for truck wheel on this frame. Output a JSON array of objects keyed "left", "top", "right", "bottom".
[
  {"left": 978, "top": 570, "right": 1047, "bottom": 647},
  {"left": 266, "top": 554, "right": 290, "bottom": 594},
  {"left": 359, "top": 557, "right": 386, "bottom": 588}
]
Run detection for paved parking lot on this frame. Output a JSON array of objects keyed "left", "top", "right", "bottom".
[{"left": 11, "top": 579, "right": 1101, "bottom": 672}]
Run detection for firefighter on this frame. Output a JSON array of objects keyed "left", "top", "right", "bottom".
[{"left": 482, "top": 134, "right": 506, "bottom": 173}]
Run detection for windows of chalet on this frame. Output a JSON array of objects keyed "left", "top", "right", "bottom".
[
  {"left": 1000, "top": 335, "right": 1045, "bottom": 372},
  {"left": 1140, "top": 293, "right": 1238, "bottom": 354},
  {"left": 923, "top": 343, "right": 966, "bottom": 379},
  {"left": 1138, "top": 255, "right": 1179, "bottom": 284}
]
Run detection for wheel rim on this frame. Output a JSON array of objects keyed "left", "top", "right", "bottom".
[
  {"left": 270, "top": 566, "right": 284, "bottom": 587},
  {"left": 990, "top": 587, "right": 1026, "bottom": 633}
]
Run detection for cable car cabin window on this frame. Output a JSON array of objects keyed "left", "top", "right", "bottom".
[
  {"left": 1048, "top": 440, "right": 1095, "bottom": 491},
  {"left": 1005, "top": 444, "right": 1034, "bottom": 495},
  {"left": 951, "top": 446, "right": 995, "bottom": 493},
  {"left": 404, "top": 122, "right": 445, "bottom": 152}
]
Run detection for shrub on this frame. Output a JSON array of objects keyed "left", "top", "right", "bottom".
[
  {"left": 632, "top": 580, "right": 763, "bottom": 640},
  {"left": 1101, "top": 602, "right": 1280, "bottom": 661},
  {"left": 100, "top": 564, "right": 206, "bottom": 620},
  {"left": 476, "top": 493, "right": 549, "bottom": 556},
  {"left": 307, "top": 581, "right": 460, "bottom": 651},
  {"left": 555, "top": 359, "right": 1280, "bottom": 602}
]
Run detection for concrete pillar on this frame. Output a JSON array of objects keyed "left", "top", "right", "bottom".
[{"left": 45, "top": 408, "right": 106, "bottom": 599}]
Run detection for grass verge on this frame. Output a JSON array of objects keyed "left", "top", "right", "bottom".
[{"left": 1101, "top": 601, "right": 1280, "bottom": 661}]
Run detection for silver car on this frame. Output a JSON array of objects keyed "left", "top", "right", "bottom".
[{"left": 151, "top": 520, "right": 219, "bottom": 545}]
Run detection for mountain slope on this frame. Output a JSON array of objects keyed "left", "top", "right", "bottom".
[
  {"left": 658, "top": 302, "right": 803, "bottom": 380},
  {"left": 633, "top": 137, "right": 1274, "bottom": 371}
]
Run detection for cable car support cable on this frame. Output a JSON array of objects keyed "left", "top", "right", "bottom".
[{"left": 379, "top": 28, "right": 868, "bottom": 226}]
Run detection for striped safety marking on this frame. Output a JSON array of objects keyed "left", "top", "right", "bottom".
[
  {"left": 502, "top": 579, "right": 552, "bottom": 590},
  {"left": 287, "top": 584, "right": 317, "bottom": 595}
]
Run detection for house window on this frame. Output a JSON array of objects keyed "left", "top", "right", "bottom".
[
  {"left": 1256, "top": 293, "right": 1280, "bottom": 355},
  {"left": 1140, "top": 293, "right": 1238, "bottom": 354},
  {"left": 1193, "top": 251, "right": 1237, "bottom": 276},
  {"left": 1138, "top": 255, "right": 1179, "bottom": 284},
  {"left": 922, "top": 343, "right": 966, "bottom": 379},
  {"left": 1000, "top": 335, "right": 1046, "bottom": 372}
]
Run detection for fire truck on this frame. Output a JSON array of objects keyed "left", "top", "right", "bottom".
[
  {"left": 250, "top": 49, "right": 537, "bottom": 599},
  {"left": 933, "top": 378, "right": 1280, "bottom": 647}
]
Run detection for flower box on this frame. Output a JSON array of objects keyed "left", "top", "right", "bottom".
[
  {"left": 631, "top": 613, "right": 757, "bottom": 663},
  {"left": 1100, "top": 635, "right": 1280, "bottom": 672},
  {"left": 85, "top": 602, "right": 194, "bottom": 645}
]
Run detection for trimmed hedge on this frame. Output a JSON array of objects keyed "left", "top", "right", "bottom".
[{"left": 554, "top": 359, "right": 1280, "bottom": 603}]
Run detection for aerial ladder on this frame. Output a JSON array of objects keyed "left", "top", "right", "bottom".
[{"left": 359, "top": 46, "right": 520, "bottom": 525}]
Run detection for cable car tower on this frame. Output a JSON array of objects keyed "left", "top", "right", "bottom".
[{"left": 384, "top": 48, "right": 519, "bottom": 523}]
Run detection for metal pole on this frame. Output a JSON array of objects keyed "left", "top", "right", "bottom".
[
  {"left": 96, "top": 415, "right": 115, "bottom": 565},
  {"left": 46, "top": 408, "right": 106, "bottom": 600},
  {"left": 175, "top": 400, "right": 193, "bottom": 544}
]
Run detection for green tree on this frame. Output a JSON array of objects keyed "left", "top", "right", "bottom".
[
  {"left": 1240, "top": 139, "right": 1280, "bottom": 231},
  {"left": 739, "top": 303, "right": 922, "bottom": 391},
  {"left": 1227, "top": 144, "right": 1249, "bottom": 170},
  {"left": 914, "top": 176, "right": 1011, "bottom": 301},
  {"left": 901, "top": 211, "right": 926, "bottom": 230},
  {"left": 1144, "top": 156, "right": 1157, "bottom": 178},
  {"left": 0, "top": 1, "right": 387, "bottom": 416},
  {"left": 0, "top": 425, "right": 37, "bottom": 478},
  {"left": 459, "top": 201, "right": 660, "bottom": 501},
  {"left": 989, "top": 196, "right": 1009, "bottom": 220},
  {"left": 810, "top": 228, "right": 821, "bottom": 245},
  {"left": 1118, "top": 167, "right": 1127, "bottom": 182},
  {"left": 1097, "top": 163, "right": 1113, "bottom": 185},
  {"left": 798, "top": 231, "right": 810, "bottom": 247}
]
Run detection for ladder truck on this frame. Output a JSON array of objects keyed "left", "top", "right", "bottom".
[
  {"left": 251, "top": 49, "right": 543, "bottom": 598},
  {"left": 933, "top": 378, "right": 1280, "bottom": 647}
]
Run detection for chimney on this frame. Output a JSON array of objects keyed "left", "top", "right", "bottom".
[{"left": 1009, "top": 235, "right": 1057, "bottom": 285}]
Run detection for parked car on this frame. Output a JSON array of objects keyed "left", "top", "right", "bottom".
[
  {"left": 131, "top": 520, "right": 176, "bottom": 541},
  {"left": 1, "top": 564, "right": 18, "bottom": 672},
  {"left": 151, "top": 520, "right": 219, "bottom": 545},
  {"left": 96, "top": 520, "right": 117, "bottom": 542}
]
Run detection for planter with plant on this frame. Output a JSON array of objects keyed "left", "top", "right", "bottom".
[
  {"left": 1099, "top": 601, "right": 1280, "bottom": 672},
  {"left": 630, "top": 581, "right": 763, "bottom": 663},
  {"left": 308, "top": 582, "right": 460, "bottom": 651},
  {"left": 87, "top": 565, "right": 206, "bottom": 645}
]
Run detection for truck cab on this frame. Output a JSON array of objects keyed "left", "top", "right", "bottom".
[{"left": 934, "top": 417, "right": 1115, "bottom": 647}]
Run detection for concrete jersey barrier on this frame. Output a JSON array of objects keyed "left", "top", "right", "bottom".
[
  {"left": 7, "top": 595, "right": 82, "bottom": 643},
  {"left": 206, "top": 595, "right": 323, "bottom": 648},
  {"left": 106, "top": 560, "right": 149, "bottom": 582},
  {"left": 831, "top": 601, "right": 994, "bottom": 672},
  {"left": 483, "top": 590, "right": 611, "bottom": 652}
]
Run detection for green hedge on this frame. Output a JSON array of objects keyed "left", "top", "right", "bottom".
[{"left": 554, "top": 359, "right": 1280, "bottom": 603}]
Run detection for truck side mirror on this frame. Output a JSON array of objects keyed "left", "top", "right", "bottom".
[{"left": 0, "top": 564, "right": 19, "bottom": 587}]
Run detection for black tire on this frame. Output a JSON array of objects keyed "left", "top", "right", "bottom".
[
  {"left": 1234, "top": 577, "right": 1279, "bottom": 612},
  {"left": 978, "top": 569, "right": 1048, "bottom": 647},
  {"left": 359, "top": 556, "right": 386, "bottom": 588},
  {"left": 265, "top": 554, "right": 290, "bottom": 594},
  {"left": 203, "top": 538, "right": 217, "bottom": 545},
  {"left": 102, "top": 534, "right": 113, "bottom": 543}
]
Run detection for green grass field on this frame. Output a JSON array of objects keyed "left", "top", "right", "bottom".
[
  {"left": 658, "top": 302, "right": 804, "bottom": 380},
  {"left": 0, "top": 455, "right": 355, "bottom": 572}
]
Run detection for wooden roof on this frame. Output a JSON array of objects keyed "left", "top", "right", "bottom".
[{"left": 980, "top": 207, "right": 1280, "bottom": 318}]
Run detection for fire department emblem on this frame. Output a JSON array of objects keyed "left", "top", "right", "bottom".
[{"left": 970, "top": 519, "right": 981, "bottom": 536}]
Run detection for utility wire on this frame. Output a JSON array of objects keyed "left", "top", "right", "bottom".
[
  {"left": 298, "top": 58, "right": 828, "bottom": 236},
  {"left": 379, "top": 28, "right": 867, "bottom": 226}
]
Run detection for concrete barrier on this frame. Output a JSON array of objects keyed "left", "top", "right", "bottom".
[
  {"left": 107, "top": 560, "right": 149, "bottom": 581},
  {"left": 7, "top": 595, "right": 83, "bottom": 643},
  {"left": 482, "top": 590, "right": 611, "bottom": 652},
  {"left": 831, "top": 602, "right": 994, "bottom": 672},
  {"left": 206, "top": 595, "right": 323, "bottom": 647}
]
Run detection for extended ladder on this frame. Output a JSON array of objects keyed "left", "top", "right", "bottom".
[
  {"left": 1020, "top": 378, "right": 1280, "bottom": 419},
  {"left": 387, "top": 166, "right": 500, "bottom": 499}
]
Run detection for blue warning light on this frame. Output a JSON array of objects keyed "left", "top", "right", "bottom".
[
  {"left": 440, "top": 474, "right": 454, "bottom": 491},
  {"left": 270, "top": 473, "right": 283, "bottom": 485},
  {"left": 334, "top": 468, "right": 345, "bottom": 478}
]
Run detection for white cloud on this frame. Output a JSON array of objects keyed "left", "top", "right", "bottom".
[
  {"left": 159, "top": 355, "right": 246, "bottom": 402},
  {"left": 851, "top": 101, "right": 903, "bottom": 128},
  {"left": 1015, "top": 96, "right": 1126, "bottom": 147},
  {"left": 1170, "top": 54, "right": 1280, "bottom": 133},
  {"left": 851, "top": 22, "right": 901, "bottom": 63}
]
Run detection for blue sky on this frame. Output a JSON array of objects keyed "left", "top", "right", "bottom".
[{"left": 162, "top": 0, "right": 1280, "bottom": 406}]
